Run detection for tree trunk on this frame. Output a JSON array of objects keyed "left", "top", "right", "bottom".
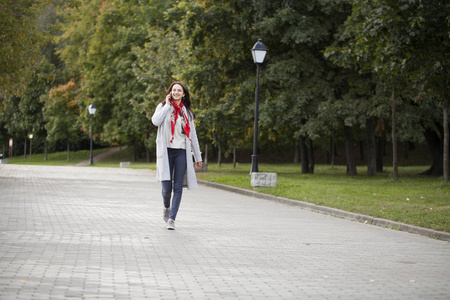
[
  {"left": 392, "top": 88, "right": 398, "bottom": 179},
  {"left": 217, "top": 141, "right": 222, "bottom": 166},
  {"left": 376, "top": 137, "right": 384, "bottom": 172},
  {"left": 204, "top": 144, "right": 208, "bottom": 164},
  {"left": 212, "top": 144, "right": 217, "bottom": 160},
  {"left": 308, "top": 139, "right": 315, "bottom": 174},
  {"left": 331, "top": 133, "right": 335, "bottom": 169},
  {"left": 344, "top": 126, "right": 357, "bottom": 176},
  {"left": 294, "top": 140, "right": 300, "bottom": 163},
  {"left": 359, "top": 141, "right": 365, "bottom": 163},
  {"left": 24, "top": 137, "right": 27, "bottom": 160},
  {"left": 146, "top": 146, "right": 150, "bottom": 163},
  {"left": 443, "top": 98, "right": 449, "bottom": 183},
  {"left": 422, "top": 127, "right": 443, "bottom": 176},
  {"left": 366, "top": 118, "right": 376, "bottom": 177},
  {"left": 233, "top": 145, "right": 236, "bottom": 168},
  {"left": 45, "top": 140, "right": 48, "bottom": 161},
  {"left": 67, "top": 138, "right": 70, "bottom": 162},
  {"left": 129, "top": 141, "right": 135, "bottom": 162},
  {"left": 299, "top": 136, "right": 309, "bottom": 174}
]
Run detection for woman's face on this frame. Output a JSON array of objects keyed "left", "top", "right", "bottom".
[{"left": 171, "top": 84, "right": 185, "bottom": 101}]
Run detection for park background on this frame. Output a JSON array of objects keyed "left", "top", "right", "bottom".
[{"left": 1, "top": 1, "right": 449, "bottom": 232}]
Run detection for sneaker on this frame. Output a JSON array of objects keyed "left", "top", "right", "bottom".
[
  {"left": 167, "top": 219, "right": 175, "bottom": 230},
  {"left": 163, "top": 208, "right": 170, "bottom": 222}
]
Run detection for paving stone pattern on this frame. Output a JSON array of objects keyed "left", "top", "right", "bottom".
[{"left": 0, "top": 164, "right": 449, "bottom": 299}]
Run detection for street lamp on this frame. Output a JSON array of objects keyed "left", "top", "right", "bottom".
[
  {"left": 250, "top": 39, "right": 268, "bottom": 174},
  {"left": 29, "top": 134, "right": 33, "bottom": 162},
  {"left": 88, "top": 104, "right": 97, "bottom": 165}
]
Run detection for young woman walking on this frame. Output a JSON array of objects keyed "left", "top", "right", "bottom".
[{"left": 151, "top": 81, "right": 202, "bottom": 230}]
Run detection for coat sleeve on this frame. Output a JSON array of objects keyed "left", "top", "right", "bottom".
[
  {"left": 152, "top": 103, "right": 171, "bottom": 126},
  {"left": 190, "top": 118, "right": 202, "bottom": 163}
]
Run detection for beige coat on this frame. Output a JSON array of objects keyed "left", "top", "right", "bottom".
[{"left": 151, "top": 103, "right": 202, "bottom": 189}]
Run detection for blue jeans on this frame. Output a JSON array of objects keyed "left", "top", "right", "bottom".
[{"left": 162, "top": 148, "right": 187, "bottom": 220}]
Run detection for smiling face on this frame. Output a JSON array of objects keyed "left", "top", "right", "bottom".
[{"left": 171, "top": 84, "right": 185, "bottom": 102}]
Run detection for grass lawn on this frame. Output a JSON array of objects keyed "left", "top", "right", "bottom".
[
  {"left": 5, "top": 148, "right": 112, "bottom": 165},
  {"left": 3, "top": 148, "right": 449, "bottom": 232}
]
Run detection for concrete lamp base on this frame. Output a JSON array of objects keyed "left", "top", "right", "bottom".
[{"left": 251, "top": 172, "right": 277, "bottom": 187}]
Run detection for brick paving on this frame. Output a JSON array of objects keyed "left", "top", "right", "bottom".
[{"left": 0, "top": 164, "right": 449, "bottom": 299}]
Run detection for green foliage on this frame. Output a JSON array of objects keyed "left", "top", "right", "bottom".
[
  {"left": 164, "top": 0, "right": 260, "bottom": 157},
  {"left": 0, "top": 0, "right": 51, "bottom": 96},
  {"left": 325, "top": 0, "right": 449, "bottom": 95},
  {"left": 254, "top": 0, "right": 355, "bottom": 157},
  {"left": 132, "top": 28, "right": 181, "bottom": 120},
  {"left": 324, "top": 0, "right": 449, "bottom": 178},
  {"left": 56, "top": 0, "right": 179, "bottom": 149},
  {"left": 2, "top": 0, "right": 448, "bottom": 177},
  {"left": 41, "top": 80, "right": 81, "bottom": 147}
]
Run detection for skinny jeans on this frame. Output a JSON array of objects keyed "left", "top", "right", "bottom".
[{"left": 161, "top": 148, "right": 187, "bottom": 220}]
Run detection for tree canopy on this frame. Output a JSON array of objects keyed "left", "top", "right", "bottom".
[{"left": 1, "top": 0, "right": 448, "bottom": 181}]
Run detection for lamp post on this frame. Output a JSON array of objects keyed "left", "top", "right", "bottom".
[
  {"left": 88, "top": 104, "right": 97, "bottom": 165},
  {"left": 250, "top": 39, "right": 268, "bottom": 174},
  {"left": 29, "top": 134, "right": 33, "bottom": 162}
]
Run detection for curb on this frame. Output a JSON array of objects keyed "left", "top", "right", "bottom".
[{"left": 198, "top": 180, "right": 450, "bottom": 242}]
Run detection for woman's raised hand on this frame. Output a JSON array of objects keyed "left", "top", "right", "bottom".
[{"left": 165, "top": 94, "right": 172, "bottom": 105}]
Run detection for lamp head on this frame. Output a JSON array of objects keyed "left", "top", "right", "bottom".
[
  {"left": 251, "top": 39, "right": 268, "bottom": 64},
  {"left": 88, "top": 104, "right": 97, "bottom": 115}
]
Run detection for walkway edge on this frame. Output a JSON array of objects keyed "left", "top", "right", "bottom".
[{"left": 198, "top": 180, "right": 450, "bottom": 242}]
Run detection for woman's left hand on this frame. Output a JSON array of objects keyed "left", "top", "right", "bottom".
[{"left": 195, "top": 162, "right": 202, "bottom": 169}]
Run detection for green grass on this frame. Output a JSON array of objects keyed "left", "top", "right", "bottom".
[
  {"left": 5, "top": 147, "right": 156, "bottom": 169},
  {"left": 3, "top": 148, "right": 449, "bottom": 232},
  {"left": 5, "top": 148, "right": 111, "bottom": 165},
  {"left": 196, "top": 163, "right": 450, "bottom": 233}
]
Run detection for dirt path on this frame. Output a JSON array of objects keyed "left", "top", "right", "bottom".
[{"left": 76, "top": 145, "right": 128, "bottom": 166}]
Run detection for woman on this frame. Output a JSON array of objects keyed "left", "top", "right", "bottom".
[{"left": 151, "top": 81, "right": 202, "bottom": 230}]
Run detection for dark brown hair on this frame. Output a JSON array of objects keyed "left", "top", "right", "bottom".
[{"left": 162, "top": 81, "right": 195, "bottom": 119}]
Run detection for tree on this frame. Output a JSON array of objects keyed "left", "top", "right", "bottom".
[
  {"left": 41, "top": 80, "right": 81, "bottom": 161},
  {"left": 255, "top": 0, "right": 352, "bottom": 173},
  {"left": 57, "top": 0, "right": 175, "bottom": 159},
  {"left": 0, "top": 0, "right": 50, "bottom": 96},
  {"left": 167, "top": 0, "right": 257, "bottom": 164},
  {"left": 325, "top": 0, "right": 450, "bottom": 181},
  {"left": 0, "top": 2, "right": 70, "bottom": 160}
]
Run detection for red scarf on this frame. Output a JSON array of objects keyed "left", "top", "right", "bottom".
[{"left": 170, "top": 101, "right": 191, "bottom": 143}]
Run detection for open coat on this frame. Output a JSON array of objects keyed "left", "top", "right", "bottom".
[{"left": 151, "top": 103, "right": 202, "bottom": 189}]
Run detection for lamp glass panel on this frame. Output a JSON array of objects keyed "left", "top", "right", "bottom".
[
  {"left": 253, "top": 50, "right": 267, "bottom": 63},
  {"left": 88, "top": 105, "right": 97, "bottom": 115}
]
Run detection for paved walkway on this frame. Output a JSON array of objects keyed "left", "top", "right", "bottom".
[{"left": 0, "top": 165, "right": 449, "bottom": 299}]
